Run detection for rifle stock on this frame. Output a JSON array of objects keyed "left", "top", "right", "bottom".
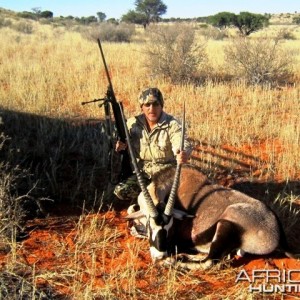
[{"left": 97, "top": 38, "right": 133, "bottom": 181}]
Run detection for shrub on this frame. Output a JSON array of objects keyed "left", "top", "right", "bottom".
[
  {"left": 0, "top": 162, "right": 29, "bottom": 242},
  {"left": 86, "top": 22, "right": 136, "bottom": 43},
  {"left": 277, "top": 28, "right": 296, "bottom": 40},
  {"left": 224, "top": 36, "right": 295, "bottom": 86},
  {"left": 0, "top": 17, "right": 12, "bottom": 28},
  {"left": 17, "top": 11, "right": 36, "bottom": 20},
  {"left": 0, "top": 133, "right": 34, "bottom": 243},
  {"left": 198, "top": 26, "right": 229, "bottom": 40},
  {"left": 39, "top": 18, "right": 53, "bottom": 25},
  {"left": 12, "top": 21, "right": 34, "bottom": 34},
  {"left": 293, "top": 16, "right": 300, "bottom": 24},
  {"left": 144, "top": 24, "right": 208, "bottom": 84}
]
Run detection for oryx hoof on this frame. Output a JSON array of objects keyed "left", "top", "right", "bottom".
[
  {"left": 159, "top": 256, "right": 176, "bottom": 268},
  {"left": 175, "top": 258, "right": 213, "bottom": 271}
]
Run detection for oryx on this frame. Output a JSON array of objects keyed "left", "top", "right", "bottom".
[{"left": 119, "top": 103, "right": 298, "bottom": 269}]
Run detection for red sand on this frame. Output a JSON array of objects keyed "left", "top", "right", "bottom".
[{"left": 1, "top": 142, "right": 300, "bottom": 299}]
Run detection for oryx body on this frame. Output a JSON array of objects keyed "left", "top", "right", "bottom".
[
  {"left": 128, "top": 164, "right": 286, "bottom": 268},
  {"left": 120, "top": 100, "right": 295, "bottom": 269}
]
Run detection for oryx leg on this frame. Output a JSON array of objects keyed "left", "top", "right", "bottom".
[
  {"left": 202, "top": 219, "right": 241, "bottom": 262},
  {"left": 167, "top": 220, "right": 242, "bottom": 270}
]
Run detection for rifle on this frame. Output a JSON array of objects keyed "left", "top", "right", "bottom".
[{"left": 82, "top": 38, "right": 133, "bottom": 183}]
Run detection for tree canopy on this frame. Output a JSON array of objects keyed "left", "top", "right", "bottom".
[
  {"left": 209, "top": 11, "right": 269, "bottom": 36},
  {"left": 233, "top": 12, "right": 269, "bottom": 36},
  {"left": 122, "top": 0, "right": 167, "bottom": 26},
  {"left": 97, "top": 12, "right": 106, "bottom": 22},
  {"left": 121, "top": 9, "right": 147, "bottom": 25},
  {"left": 209, "top": 12, "right": 236, "bottom": 29}
]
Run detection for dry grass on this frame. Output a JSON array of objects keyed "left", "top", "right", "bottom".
[
  {"left": 2, "top": 210, "right": 265, "bottom": 299},
  {"left": 1, "top": 21, "right": 299, "bottom": 180}
]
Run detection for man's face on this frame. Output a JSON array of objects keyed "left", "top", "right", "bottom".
[{"left": 142, "top": 101, "right": 163, "bottom": 124}]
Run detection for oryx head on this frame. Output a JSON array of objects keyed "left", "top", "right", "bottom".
[
  {"left": 119, "top": 101, "right": 185, "bottom": 261},
  {"left": 148, "top": 213, "right": 173, "bottom": 260},
  {"left": 137, "top": 190, "right": 177, "bottom": 261}
]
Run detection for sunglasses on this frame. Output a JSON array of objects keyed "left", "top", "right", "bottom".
[{"left": 144, "top": 101, "right": 160, "bottom": 107}]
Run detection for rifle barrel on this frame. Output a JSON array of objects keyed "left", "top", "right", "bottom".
[
  {"left": 97, "top": 37, "right": 133, "bottom": 180},
  {"left": 97, "top": 39, "right": 114, "bottom": 95}
]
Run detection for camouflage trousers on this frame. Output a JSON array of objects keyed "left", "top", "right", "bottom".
[{"left": 113, "top": 174, "right": 151, "bottom": 202}]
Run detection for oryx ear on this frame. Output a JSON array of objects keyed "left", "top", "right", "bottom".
[
  {"left": 125, "top": 210, "right": 145, "bottom": 220},
  {"left": 173, "top": 208, "right": 194, "bottom": 220}
]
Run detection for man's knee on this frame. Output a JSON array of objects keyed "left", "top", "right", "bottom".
[{"left": 113, "top": 176, "right": 141, "bottom": 201}]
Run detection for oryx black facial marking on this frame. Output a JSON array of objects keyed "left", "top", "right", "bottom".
[{"left": 147, "top": 210, "right": 174, "bottom": 260}]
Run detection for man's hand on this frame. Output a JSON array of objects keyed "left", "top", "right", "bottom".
[
  {"left": 115, "top": 140, "right": 128, "bottom": 152},
  {"left": 176, "top": 150, "right": 189, "bottom": 164}
]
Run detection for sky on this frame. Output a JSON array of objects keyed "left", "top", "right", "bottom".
[{"left": 0, "top": 0, "right": 299, "bottom": 19}]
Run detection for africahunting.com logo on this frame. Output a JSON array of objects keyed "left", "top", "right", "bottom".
[{"left": 236, "top": 269, "right": 300, "bottom": 293}]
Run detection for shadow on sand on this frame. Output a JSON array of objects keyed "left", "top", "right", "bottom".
[
  {"left": 0, "top": 107, "right": 112, "bottom": 217},
  {"left": 191, "top": 141, "right": 300, "bottom": 253}
]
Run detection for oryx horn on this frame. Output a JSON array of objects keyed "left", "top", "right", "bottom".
[
  {"left": 118, "top": 102, "right": 158, "bottom": 218},
  {"left": 164, "top": 100, "right": 186, "bottom": 217}
]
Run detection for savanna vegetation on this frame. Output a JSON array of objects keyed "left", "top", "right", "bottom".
[{"left": 0, "top": 6, "right": 300, "bottom": 299}]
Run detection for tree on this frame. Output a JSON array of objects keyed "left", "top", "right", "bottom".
[
  {"left": 209, "top": 11, "right": 269, "bottom": 36},
  {"left": 30, "top": 7, "right": 41, "bottom": 20},
  {"left": 209, "top": 12, "right": 235, "bottom": 29},
  {"left": 40, "top": 10, "right": 53, "bottom": 19},
  {"left": 107, "top": 18, "right": 119, "bottom": 25},
  {"left": 121, "top": 9, "right": 147, "bottom": 25},
  {"left": 77, "top": 16, "right": 98, "bottom": 24},
  {"left": 31, "top": 7, "right": 42, "bottom": 15},
  {"left": 135, "top": 0, "right": 167, "bottom": 26},
  {"left": 65, "top": 15, "right": 75, "bottom": 20},
  {"left": 97, "top": 12, "right": 106, "bottom": 22},
  {"left": 232, "top": 12, "right": 269, "bottom": 36}
]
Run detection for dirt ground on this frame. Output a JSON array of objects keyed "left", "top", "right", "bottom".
[
  {"left": 2, "top": 205, "right": 300, "bottom": 299},
  {"left": 1, "top": 143, "right": 300, "bottom": 299}
]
